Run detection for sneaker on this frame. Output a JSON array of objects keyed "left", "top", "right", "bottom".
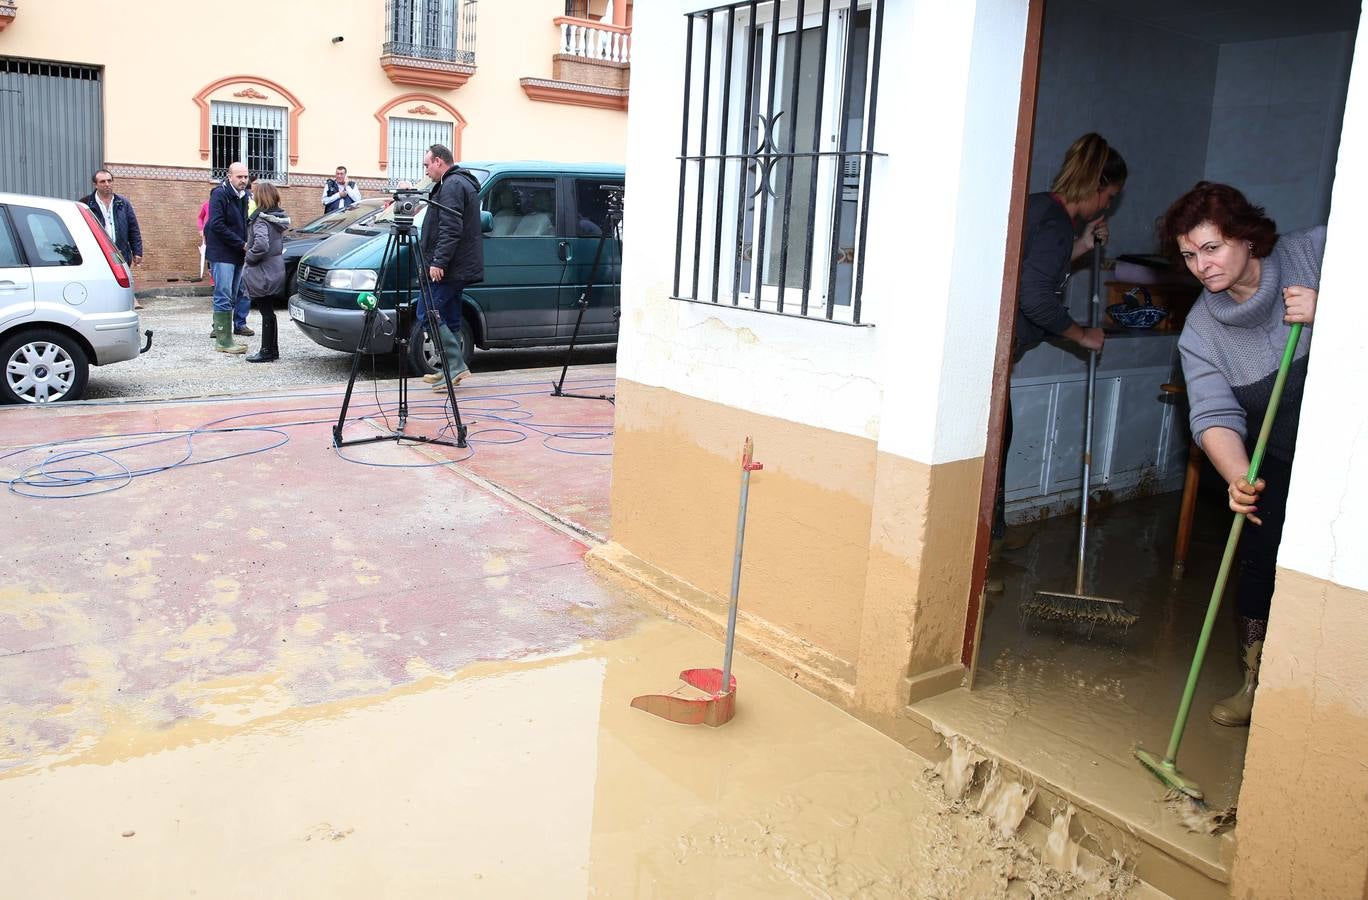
[
  {"left": 234, "top": 325, "right": 256, "bottom": 337},
  {"left": 431, "top": 370, "right": 469, "bottom": 391},
  {"left": 421, "top": 372, "right": 442, "bottom": 384}
]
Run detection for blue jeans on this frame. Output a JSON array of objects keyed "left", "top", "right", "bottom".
[
  {"left": 209, "top": 261, "right": 252, "bottom": 329},
  {"left": 420, "top": 279, "right": 469, "bottom": 374}
]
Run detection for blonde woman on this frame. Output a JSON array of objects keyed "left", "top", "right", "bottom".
[{"left": 991, "top": 134, "right": 1128, "bottom": 573}]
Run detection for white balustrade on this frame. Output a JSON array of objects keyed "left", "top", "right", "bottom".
[{"left": 559, "top": 19, "right": 631, "bottom": 64}]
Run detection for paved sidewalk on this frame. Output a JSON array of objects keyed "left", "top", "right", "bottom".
[{"left": 0, "top": 372, "right": 1126, "bottom": 897}]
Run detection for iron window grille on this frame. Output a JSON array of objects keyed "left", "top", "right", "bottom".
[
  {"left": 387, "top": 116, "right": 454, "bottom": 188},
  {"left": 386, "top": 0, "right": 479, "bottom": 65},
  {"left": 673, "top": 0, "right": 885, "bottom": 325},
  {"left": 564, "top": 1, "right": 590, "bottom": 17},
  {"left": 210, "top": 101, "right": 288, "bottom": 182}
]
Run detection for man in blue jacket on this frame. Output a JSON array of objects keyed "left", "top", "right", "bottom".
[
  {"left": 81, "top": 169, "right": 144, "bottom": 307},
  {"left": 205, "top": 162, "right": 253, "bottom": 354}
]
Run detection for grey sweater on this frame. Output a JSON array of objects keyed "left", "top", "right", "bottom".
[{"left": 1178, "top": 226, "right": 1326, "bottom": 462}]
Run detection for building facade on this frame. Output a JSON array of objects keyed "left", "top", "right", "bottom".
[
  {"left": 0, "top": 0, "right": 631, "bottom": 284},
  {"left": 598, "top": 0, "right": 1367, "bottom": 896}
]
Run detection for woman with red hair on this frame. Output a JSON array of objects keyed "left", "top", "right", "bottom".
[{"left": 1160, "top": 182, "right": 1326, "bottom": 727}]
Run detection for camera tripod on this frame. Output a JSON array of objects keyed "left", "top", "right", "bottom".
[
  {"left": 332, "top": 206, "right": 468, "bottom": 450},
  {"left": 552, "top": 192, "right": 622, "bottom": 404}
]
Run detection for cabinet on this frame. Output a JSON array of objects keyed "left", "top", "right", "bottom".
[{"left": 1005, "top": 331, "right": 1188, "bottom": 522}]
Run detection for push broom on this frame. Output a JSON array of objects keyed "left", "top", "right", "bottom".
[
  {"left": 1136, "top": 322, "right": 1304, "bottom": 801},
  {"left": 1019, "top": 242, "right": 1139, "bottom": 634}
]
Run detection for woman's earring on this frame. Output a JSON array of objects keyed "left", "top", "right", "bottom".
[{"left": 1247, "top": 242, "right": 1254, "bottom": 250}]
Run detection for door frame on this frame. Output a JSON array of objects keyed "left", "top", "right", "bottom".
[{"left": 960, "top": 0, "right": 1046, "bottom": 684}]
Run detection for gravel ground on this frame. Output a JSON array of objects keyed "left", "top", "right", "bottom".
[{"left": 81, "top": 294, "right": 615, "bottom": 401}]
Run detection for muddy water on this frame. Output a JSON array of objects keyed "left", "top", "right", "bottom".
[
  {"left": 1, "top": 619, "right": 1138, "bottom": 897},
  {"left": 917, "top": 491, "right": 1249, "bottom": 874}
]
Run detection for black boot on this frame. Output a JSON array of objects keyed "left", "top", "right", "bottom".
[{"left": 246, "top": 297, "right": 279, "bottom": 363}]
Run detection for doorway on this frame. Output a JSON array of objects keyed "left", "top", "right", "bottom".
[{"left": 917, "top": 0, "right": 1361, "bottom": 887}]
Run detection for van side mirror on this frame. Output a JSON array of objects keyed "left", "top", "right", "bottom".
[{"left": 481, "top": 210, "right": 493, "bottom": 234}]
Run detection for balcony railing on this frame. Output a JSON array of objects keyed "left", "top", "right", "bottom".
[
  {"left": 382, "top": 0, "right": 478, "bottom": 88},
  {"left": 556, "top": 16, "right": 631, "bottom": 64},
  {"left": 0, "top": 0, "right": 17, "bottom": 32}
]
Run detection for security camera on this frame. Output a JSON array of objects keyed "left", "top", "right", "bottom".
[{"left": 331, "top": 35, "right": 344, "bottom": 43}]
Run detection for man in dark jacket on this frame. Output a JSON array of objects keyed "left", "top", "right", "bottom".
[
  {"left": 81, "top": 169, "right": 144, "bottom": 306},
  {"left": 81, "top": 170, "right": 143, "bottom": 267},
  {"left": 205, "top": 162, "right": 254, "bottom": 352},
  {"left": 418, "top": 143, "right": 484, "bottom": 391}
]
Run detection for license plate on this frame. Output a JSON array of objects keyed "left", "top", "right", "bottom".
[{"left": 289, "top": 304, "right": 305, "bottom": 323}]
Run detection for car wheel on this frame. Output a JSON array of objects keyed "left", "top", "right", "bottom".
[
  {"left": 408, "top": 314, "right": 474, "bottom": 375},
  {"left": 0, "top": 329, "right": 90, "bottom": 404}
]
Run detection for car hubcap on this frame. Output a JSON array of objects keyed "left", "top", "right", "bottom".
[
  {"left": 422, "top": 331, "right": 440, "bottom": 371},
  {"left": 7, "top": 341, "right": 75, "bottom": 403}
]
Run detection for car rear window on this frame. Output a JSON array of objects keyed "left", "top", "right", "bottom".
[
  {"left": 10, "top": 205, "right": 82, "bottom": 267},
  {"left": 0, "top": 209, "right": 22, "bottom": 267}
]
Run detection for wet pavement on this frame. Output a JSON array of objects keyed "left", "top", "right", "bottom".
[
  {"left": 0, "top": 374, "right": 1145, "bottom": 897},
  {"left": 82, "top": 294, "right": 615, "bottom": 403}
]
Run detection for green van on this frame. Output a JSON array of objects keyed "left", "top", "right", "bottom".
[{"left": 286, "top": 161, "right": 623, "bottom": 371}]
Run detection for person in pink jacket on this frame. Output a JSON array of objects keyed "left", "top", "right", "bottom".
[{"left": 197, "top": 198, "right": 212, "bottom": 284}]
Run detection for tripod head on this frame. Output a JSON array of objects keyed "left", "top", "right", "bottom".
[{"left": 388, "top": 188, "right": 425, "bottom": 233}]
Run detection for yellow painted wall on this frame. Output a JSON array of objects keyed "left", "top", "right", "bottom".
[
  {"left": 1233, "top": 570, "right": 1368, "bottom": 897},
  {"left": 2, "top": 0, "right": 627, "bottom": 174}
]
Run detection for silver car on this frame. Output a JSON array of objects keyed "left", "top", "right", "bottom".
[{"left": 0, "top": 191, "right": 144, "bottom": 403}]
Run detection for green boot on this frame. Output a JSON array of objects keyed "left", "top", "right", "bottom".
[
  {"left": 430, "top": 322, "right": 469, "bottom": 390},
  {"left": 1211, "top": 617, "right": 1265, "bottom": 727},
  {"left": 213, "top": 310, "right": 246, "bottom": 355}
]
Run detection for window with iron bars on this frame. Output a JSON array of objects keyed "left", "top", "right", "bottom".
[
  {"left": 386, "top": 0, "right": 479, "bottom": 65},
  {"left": 387, "top": 116, "right": 454, "bottom": 188},
  {"left": 673, "top": 0, "right": 885, "bottom": 325},
  {"left": 210, "top": 101, "right": 287, "bottom": 181}
]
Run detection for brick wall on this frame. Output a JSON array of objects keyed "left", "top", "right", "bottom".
[{"left": 110, "top": 169, "right": 388, "bottom": 287}]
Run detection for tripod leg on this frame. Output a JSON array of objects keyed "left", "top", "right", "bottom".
[
  {"left": 333, "top": 307, "right": 380, "bottom": 445},
  {"left": 411, "top": 241, "right": 468, "bottom": 447},
  {"left": 554, "top": 230, "right": 610, "bottom": 396},
  {"left": 554, "top": 298, "right": 590, "bottom": 396}
]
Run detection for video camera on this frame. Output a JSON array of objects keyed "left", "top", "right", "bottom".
[{"left": 389, "top": 188, "right": 425, "bottom": 228}]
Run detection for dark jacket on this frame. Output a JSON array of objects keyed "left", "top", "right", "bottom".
[
  {"left": 242, "top": 208, "right": 293, "bottom": 299},
  {"left": 205, "top": 181, "right": 250, "bottom": 266},
  {"left": 1013, "top": 192, "right": 1079, "bottom": 362},
  {"left": 420, "top": 167, "right": 484, "bottom": 284},
  {"left": 79, "top": 192, "right": 143, "bottom": 263},
  {"left": 323, "top": 179, "right": 361, "bottom": 214}
]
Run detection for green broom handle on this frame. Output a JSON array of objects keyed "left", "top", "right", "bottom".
[{"left": 1162, "top": 322, "right": 1304, "bottom": 765}]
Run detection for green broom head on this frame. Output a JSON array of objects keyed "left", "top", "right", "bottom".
[{"left": 1134, "top": 746, "right": 1205, "bottom": 802}]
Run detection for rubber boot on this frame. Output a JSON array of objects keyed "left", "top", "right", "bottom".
[
  {"left": 213, "top": 310, "right": 247, "bottom": 355},
  {"left": 431, "top": 322, "right": 469, "bottom": 391},
  {"left": 246, "top": 299, "right": 279, "bottom": 363},
  {"left": 1210, "top": 617, "right": 1265, "bottom": 727}
]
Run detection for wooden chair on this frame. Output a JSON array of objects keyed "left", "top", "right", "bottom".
[{"left": 1161, "top": 382, "right": 1203, "bottom": 578}]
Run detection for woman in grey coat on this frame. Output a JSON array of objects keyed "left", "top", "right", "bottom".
[{"left": 242, "top": 181, "right": 292, "bottom": 363}]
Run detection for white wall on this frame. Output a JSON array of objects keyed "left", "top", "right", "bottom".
[
  {"left": 1280, "top": 30, "right": 1368, "bottom": 594},
  {"left": 1029, "top": 0, "right": 1218, "bottom": 254},
  {"left": 1204, "top": 32, "right": 1356, "bottom": 232},
  {"left": 618, "top": 0, "right": 1028, "bottom": 466}
]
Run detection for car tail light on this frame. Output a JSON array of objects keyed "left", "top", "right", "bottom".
[{"left": 77, "top": 203, "right": 131, "bottom": 289}]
